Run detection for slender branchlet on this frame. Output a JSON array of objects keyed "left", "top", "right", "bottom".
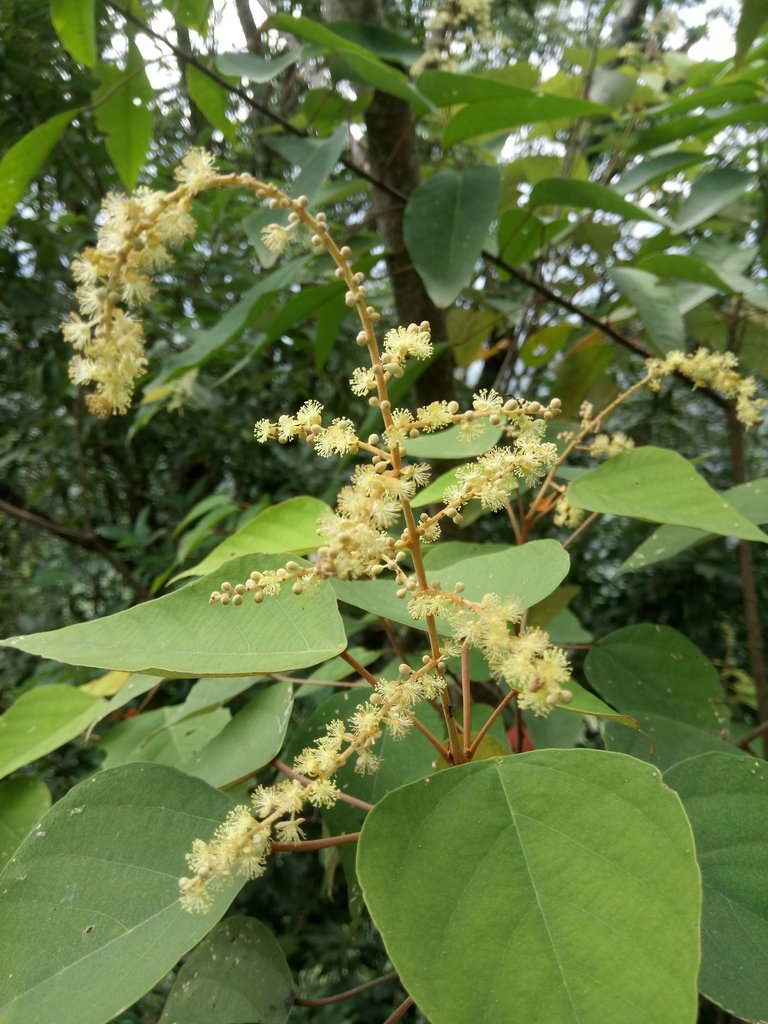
[{"left": 62, "top": 149, "right": 766, "bottom": 911}]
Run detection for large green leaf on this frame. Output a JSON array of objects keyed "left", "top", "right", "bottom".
[
  {"left": 0, "top": 764, "right": 241, "bottom": 1024},
  {"left": 0, "top": 109, "right": 78, "bottom": 229},
  {"left": 620, "top": 477, "right": 768, "bottom": 572},
  {"left": 665, "top": 752, "right": 768, "bottom": 1021},
  {"left": 673, "top": 168, "right": 753, "bottom": 233},
  {"left": 186, "top": 64, "right": 236, "bottom": 143},
  {"left": 443, "top": 96, "right": 608, "bottom": 145},
  {"left": 180, "top": 683, "right": 294, "bottom": 788},
  {"left": 162, "top": 0, "right": 210, "bottom": 31},
  {"left": 358, "top": 750, "right": 701, "bottom": 1024},
  {"left": 585, "top": 624, "right": 728, "bottom": 769},
  {"left": 1, "top": 554, "right": 346, "bottom": 676},
  {"left": 403, "top": 167, "right": 501, "bottom": 308},
  {"left": 270, "top": 14, "right": 426, "bottom": 108},
  {"left": 530, "top": 179, "right": 665, "bottom": 224},
  {"left": 417, "top": 69, "right": 531, "bottom": 105},
  {"left": 609, "top": 267, "right": 685, "bottom": 353},
  {"left": 497, "top": 209, "right": 568, "bottom": 268},
  {"left": 0, "top": 778, "right": 51, "bottom": 872},
  {"left": 51, "top": 0, "right": 96, "bottom": 66},
  {"left": 0, "top": 685, "right": 104, "bottom": 781},
  {"left": 735, "top": 0, "right": 768, "bottom": 62},
  {"left": 567, "top": 447, "right": 768, "bottom": 542},
  {"left": 174, "top": 497, "right": 331, "bottom": 582},
  {"left": 404, "top": 418, "right": 502, "bottom": 458},
  {"left": 333, "top": 540, "right": 569, "bottom": 632},
  {"left": 159, "top": 915, "right": 294, "bottom": 1024},
  {"left": 98, "top": 706, "right": 231, "bottom": 771},
  {"left": 612, "top": 151, "right": 705, "bottom": 194},
  {"left": 93, "top": 41, "right": 154, "bottom": 190},
  {"left": 216, "top": 49, "right": 305, "bottom": 82},
  {"left": 267, "top": 125, "right": 347, "bottom": 201}
]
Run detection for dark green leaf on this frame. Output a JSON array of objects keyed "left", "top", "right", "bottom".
[
  {"left": 2, "top": 554, "right": 347, "bottom": 676},
  {"left": 51, "top": 0, "right": 96, "bottom": 66},
  {"left": 403, "top": 167, "right": 501, "bottom": 307},
  {"left": 673, "top": 168, "right": 752, "bottom": 233},
  {"left": 0, "top": 764, "right": 241, "bottom": 1024},
  {"left": 186, "top": 64, "right": 236, "bottom": 143},
  {"left": 530, "top": 179, "right": 666, "bottom": 224},
  {"left": 94, "top": 41, "right": 154, "bottom": 190},
  {"left": 612, "top": 151, "right": 705, "bottom": 194},
  {"left": 0, "top": 110, "right": 78, "bottom": 229},
  {"left": 159, "top": 915, "right": 293, "bottom": 1024},
  {"left": 735, "top": 0, "right": 768, "bottom": 62},
  {"left": 216, "top": 49, "right": 304, "bottom": 81},
  {"left": 444, "top": 96, "right": 609, "bottom": 145},
  {"left": 665, "top": 752, "right": 768, "bottom": 1019},
  {"left": 0, "top": 685, "right": 104, "bottom": 780},
  {"left": 0, "top": 778, "right": 51, "bottom": 872},
  {"left": 417, "top": 69, "right": 530, "bottom": 105},
  {"left": 567, "top": 447, "right": 768, "bottom": 541},
  {"left": 609, "top": 267, "right": 685, "bottom": 353},
  {"left": 358, "top": 751, "right": 701, "bottom": 1024},
  {"left": 162, "top": 0, "right": 211, "bottom": 31}
]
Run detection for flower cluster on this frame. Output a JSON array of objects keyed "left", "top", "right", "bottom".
[
  {"left": 179, "top": 662, "right": 446, "bottom": 911},
  {"left": 590, "top": 431, "right": 635, "bottom": 459},
  {"left": 254, "top": 399, "right": 359, "bottom": 458},
  {"left": 61, "top": 150, "right": 217, "bottom": 417},
  {"left": 648, "top": 348, "right": 767, "bottom": 427}
]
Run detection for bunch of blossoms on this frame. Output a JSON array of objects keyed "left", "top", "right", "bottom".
[
  {"left": 61, "top": 150, "right": 218, "bottom": 417},
  {"left": 63, "top": 148, "right": 765, "bottom": 912}
]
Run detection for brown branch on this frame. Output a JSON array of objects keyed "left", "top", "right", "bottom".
[
  {"left": 272, "top": 832, "right": 359, "bottom": 852},
  {"left": 384, "top": 995, "right": 415, "bottom": 1023},
  {"left": 468, "top": 689, "right": 517, "bottom": 757},
  {"left": 340, "top": 649, "right": 379, "bottom": 687},
  {"left": 294, "top": 970, "right": 399, "bottom": 1007},
  {"left": 0, "top": 496, "right": 147, "bottom": 600},
  {"left": 410, "top": 715, "right": 450, "bottom": 760},
  {"left": 562, "top": 510, "right": 601, "bottom": 550}
]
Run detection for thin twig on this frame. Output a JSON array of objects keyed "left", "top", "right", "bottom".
[
  {"left": 341, "top": 649, "right": 379, "bottom": 687},
  {"left": 461, "top": 643, "right": 472, "bottom": 756},
  {"left": 735, "top": 718, "right": 768, "bottom": 750},
  {"left": 380, "top": 616, "right": 409, "bottom": 662},
  {"left": 504, "top": 500, "right": 523, "bottom": 544},
  {"left": 272, "top": 759, "right": 374, "bottom": 812},
  {"left": 562, "top": 510, "right": 601, "bottom": 550},
  {"left": 410, "top": 716, "right": 450, "bottom": 760},
  {"left": 468, "top": 689, "right": 517, "bottom": 757},
  {"left": 272, "top": 832, "right": 359, "bottom": 853},
  {"left": 294, "top": 970, "right": 399, "bottom": 1007},
  {"left": 383, "top": 995, "right": 415, "bottom": 1023}
]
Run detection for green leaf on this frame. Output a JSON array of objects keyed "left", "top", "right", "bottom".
[
  {"left": 665, "top": 752, "right": 768, "bottom": 1020},
  {"left": 270, "top": 14, "right": 426, "bottom": 109},
  {"left": 0, "top": 109, "right": 77, "bottom": 229},
  {"left": 51, "top": 0, "right": 96, "bottom": 66},
  {"left": 162, "top": 0, "right": 211, "bottom": 31},
  {"left": 497, "top": 210, "right": 568, "bottom": 268},
  {"left": 567, "top": 446, "right": 768, "bottom": 542},
  {"left": 520, "top": 323, "right": 574, "bottom": 367},
  {"left": 632, "top": 103, "right": 768, "bottom": 152},
  {"left": 358, "top": 750, "right": 701, "bottom": 1024},
  {"left": 93, "top": 41, "right": 154, "bottom": 190},
  {"left": 444, "top": 96, "right": 609, "bottom": 145},
  {"left": 612, "top": 151, "right": 705, "bottom": 194},
  {"left": 148, "top": 257, "right": 311, "bottom": 385},
  {"left": 559, "top": 680, "right": 639, "bottom": 730},
  {"left": 333, "top": 540, "right": 569, "bottom": 632},
  {"left": 216, "top": 48, "right": 305, "bottom": 82},
  {"left": 0, "top": 778, "right": 51, "bottom": 872},
  {"left": 404, "top": 167, "right": 501, "bottom": 308},
  {"left": 417, "top": 69, "right": 531, "bottom": 105},
  {"left": 404, "top": 418, "right": 503, "bottom": 459},
  {"left": 186, "top": 64, "right": 236, "bottom": 143},
  {"left": 585, "top": 624, "right": 728, "bottom": 769},
  {"left": 620, "top": 478, "right": 768, "bottom": 572},
  {"left": 636, "top": 253, "right": 735, "bottom": 291},
  {"left": 99, "top": 706, "right": 231, "bottom": 771},
  {"left": 174, "top": 497, "right": 331, "bottom": 582},
  {"left": 268, "top": 125, "right": 347, "bottom": 201},
  {"left": 159, "top": 915, "right": 293, "bottom": 1024},
  {"left": 530, "top": 178, "right": 665, "bottom": 224},
  {"left": 735, "top": 0, "right": 768, "bottom": 62},
  {"left": 0, "top": 764, "right": 241, "bottom": 1024},
  {"left": 673, "top": 168, "right": 752, "bottom": 233},
  {"left": 2, "top": 554, "right": 347, "bottom": 677},
  {"left": 326, "top": 20, "right": 422, "bottom": 63},
  {"left": 0, "top": 685, "right": 104, "bottom": 781},
  {"left": 180, "top": 683, "right": 294, "bottom": 788},
  {"left": 609, "top": 267, "right": 685, "bottom": 353}
]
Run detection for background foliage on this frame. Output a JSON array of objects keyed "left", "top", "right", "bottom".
[{"left": 1, "top": 0, "right": 767, "bottom": 1020}]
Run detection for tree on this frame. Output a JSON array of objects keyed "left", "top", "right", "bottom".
[{"left": 1, "top": 1, "right": 768, "bottom": 1021}]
